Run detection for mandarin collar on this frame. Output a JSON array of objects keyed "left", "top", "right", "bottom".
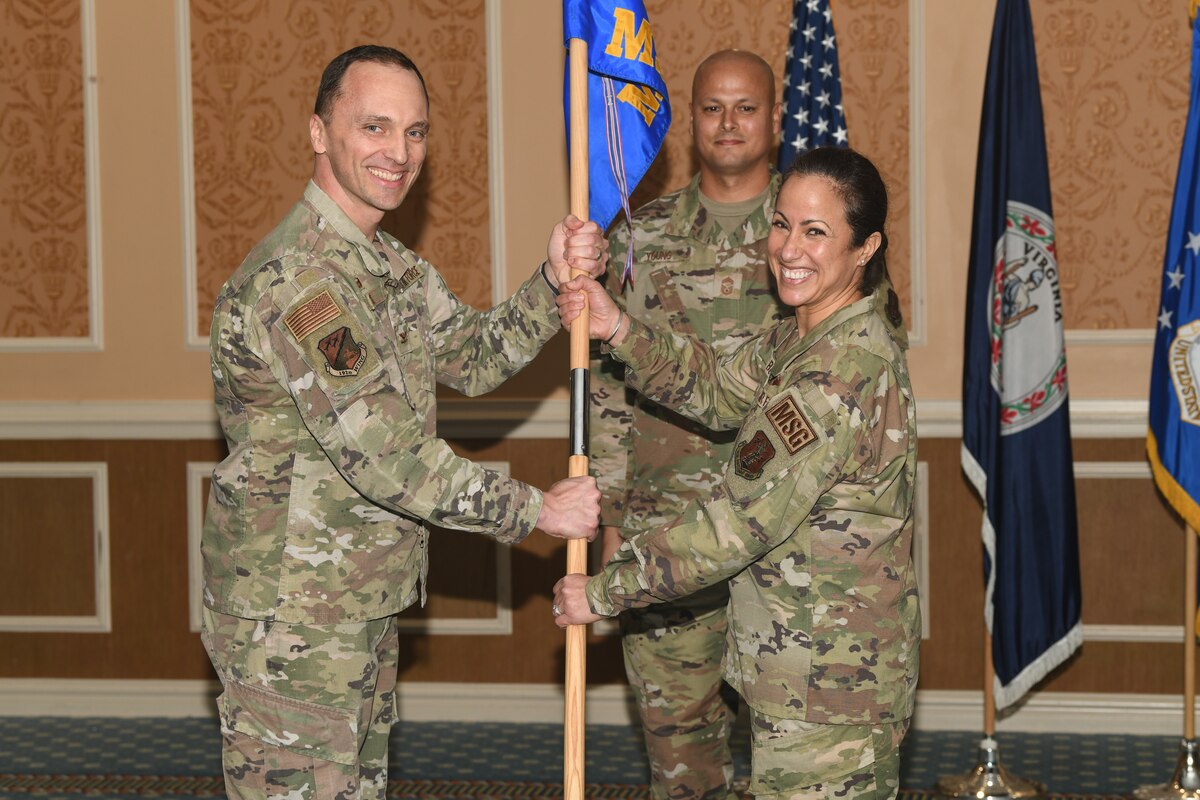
[
  {"left": 775, "top": 281, "right": 907, "bottom": 368},
  {"left": 303, "top": 180, "right": 390, "bottom": 278}
]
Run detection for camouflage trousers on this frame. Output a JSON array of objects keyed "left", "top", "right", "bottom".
[
  {"left": 201, "top": 608, "right": 398, "bottom": 800},
  {"left": 621, "top": 587, "right": 738, "bottom": 800},
  {"left": 748, "top": 711, "right": 909, "bottom": 800}
]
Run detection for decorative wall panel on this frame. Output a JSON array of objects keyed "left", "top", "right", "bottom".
[
  {"left": 189, "top": 0, "right": 491, "bottom": 338},
  {"left": 0, "top": 462, "right": 108, "bottom": 633},
  {"left": 1032, "top": 0, "right": 1191, "bottom": 331},
  {"left": 626, "top": 0, "right": 913, "bottom": 322},
  {"left": 0, "top": 0, "right": 91, "bottom": 338}
]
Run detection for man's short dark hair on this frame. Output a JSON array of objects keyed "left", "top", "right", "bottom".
[{"left": 314, "top": 45, "right": 428, "bottom": 121}]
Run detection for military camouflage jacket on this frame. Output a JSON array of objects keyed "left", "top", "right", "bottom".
[
  {"left": 591, "top": 172, "right": 788, "bottom": 533},
  {"left": 203, "top": 181, "right": 558, "bottom": 625},
  {"left": 585, "top": 284, "right": 920, "bottom": 724}
]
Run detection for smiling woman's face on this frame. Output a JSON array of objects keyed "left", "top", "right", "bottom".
[{"left": 768, "top": 174, "right": 878, "bottom": 330}]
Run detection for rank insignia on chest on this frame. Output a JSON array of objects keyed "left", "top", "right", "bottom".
[
  {"left": 766, "top": 394, "right": 817, "bottom": 455},
  {"left": 734, "top": 430, "right": 776, "bottom": 480},
  {"left": 284, "top": 290, "right": 342, "bottom": 341},
  {"left": 318, "top": 326, "right": 367, "bottom": 376}
]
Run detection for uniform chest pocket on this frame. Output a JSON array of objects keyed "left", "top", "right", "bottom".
[{"left": 383, "top": 288, "right": 426, "bottom": 357}]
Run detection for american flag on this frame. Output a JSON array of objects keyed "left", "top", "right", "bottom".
[{"left": 778, "top": 0, "right": 848, "bottom": 171}]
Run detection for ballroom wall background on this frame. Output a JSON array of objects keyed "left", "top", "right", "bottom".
[{"left": 0, "top": 0, "right": 1189, "bottom": 731}]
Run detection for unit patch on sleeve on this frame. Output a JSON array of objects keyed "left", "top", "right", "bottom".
[
  {"left": 734, "top": 430, "right": 776, "bottom": 480},
  {"left": 766, "top": 394, "right": 817, "bottom": 455},
  {"left": 317, "top": 326, "right": 367, "bottom": 376},
  {"left": 284, "top": 289, "right": 342, "bottom": 340}
]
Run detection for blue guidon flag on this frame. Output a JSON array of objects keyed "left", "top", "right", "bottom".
[
  {"left": 1149, "top": 10, "right": 1200, "bottom": 541},
  {"left": 961, "top": 0, "right": 1082, "bottom": 710},
  {"left": 778, "top": 0, "right": 848, "bottom": 171},
  {"left": 563, "top": 0, "right": 671, "bottom": 285}
]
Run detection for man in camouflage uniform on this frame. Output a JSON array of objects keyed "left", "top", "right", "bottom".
[
  {"left": 589, "top": 49, "right": 787, "bottom": 800},
  {"left": 201, "top": 46, "right": 604, "bottom": 800}
]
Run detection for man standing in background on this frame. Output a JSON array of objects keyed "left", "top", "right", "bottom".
[{"left": 590, "top": 49, "right": 787, "bottom": 800}]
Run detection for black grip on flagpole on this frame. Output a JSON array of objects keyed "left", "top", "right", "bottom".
[{"left": 570, "top": 367, "right": 589, "bottom": 457}]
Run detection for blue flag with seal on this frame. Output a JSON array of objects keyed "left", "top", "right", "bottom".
[
  {"left": 1148, "top": 12, "right": 1200, "bottom": 538},
  {"left": 563, "top": 0, "right": 670, "bottom": 284},
  {"left": 778, "top": 0, "right": 848, "bottom": 171},
  {"left": 961, "top": 0, "right": 1082, "bottom": 711}
]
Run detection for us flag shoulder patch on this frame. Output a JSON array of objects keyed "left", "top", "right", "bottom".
[
  {"left": 766, "top": 394, "right": 817, "bottom": 455},
  {"left": 284, "top": 290, "right": 342, "bottom": 340}
]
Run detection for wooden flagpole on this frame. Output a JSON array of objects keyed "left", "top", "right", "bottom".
[
  {"left": 1186, "top": 526, "right": 1196, "bottom": 741},
  {"left": 983, "top": 632, "right": 996, "bottom": 737},
  {"left": 564, "top": 34, "right": 591, "bottom": 800}
]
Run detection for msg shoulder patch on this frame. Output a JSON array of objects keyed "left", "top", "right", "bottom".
[{"left": 766, "top": 393, "right": 817, "bottom": 455}]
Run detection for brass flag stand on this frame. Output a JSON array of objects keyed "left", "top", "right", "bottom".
[
  {"left": 1133, "top": 526, "right": 1200, "bottom": 800},
  {"left": 563, "top": 33, "right": 591, "bottom": 800},
  {"left": 934, "top": 633, "right": 1045, "bottom": 799}
]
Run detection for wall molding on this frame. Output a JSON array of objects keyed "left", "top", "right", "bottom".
[
  {"left": 907, "top": 0, "right": 926, "bottom": 348},
  {"left": 1073, "top": 460, "right": 1184, "bottom": 644},
  {"left": 915, "top": 461, "right": 930, "bottom": 640},
  {"left": 1065, "top": 327, "right": 1154, "bottom": 346},
  {"left": 186, "top": 461, "right": 211, "bottom": 633},
  {"left": 486, "top": 0, "right": 507, "bottom": 307},
  {"left": 0, "top": 0, "right": 104, "bottom": 352},
  {"left": 176, "top": 0, "right": 203, "bottom": 351},
  {"left": 0, "top": 462, "right": 110, "bottom": 632},
  {"left": 914, "top": 398, "right": 1147, "bottom": 439},
  {"left": 0, "top": 679, "right": 1190, "bottom": 735},
  {"left": 0, "top": 398, "right": 1150, "bottom": 441}
]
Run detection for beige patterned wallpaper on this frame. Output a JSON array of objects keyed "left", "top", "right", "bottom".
[
  {"left": 0, "top": 0, "right": 89, "bottom": 338},
  {"left": 1033, "top": 0, "right": 1190, "bottom": 331},
  {"left": 625, "top": 0, "right": 913, "bottom": 322},
  {"left": 190, "top": 0, "right": 490, "bottom": 337},
  {"left": 4, "top": 1, "right": 1188, "bottom": 345}
]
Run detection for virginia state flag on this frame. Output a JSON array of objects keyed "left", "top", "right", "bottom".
[
  {"left": 1148, "top": 13, "right": 1200, "bottom": 536},
  {"left": 961, "top": 0, "right": 1083, "bottom": 711},
  {"left": 563, "top": 0, "right": 670, "bottom": 241}
]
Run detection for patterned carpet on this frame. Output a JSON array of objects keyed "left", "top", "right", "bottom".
[{"left": 0, "top": 717, "right": 1186, "bottom": 798}]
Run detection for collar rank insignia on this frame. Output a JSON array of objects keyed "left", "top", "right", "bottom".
[
  {"left": 734, "top": 430, "right": 775, "bottom": 480},
  {"left": 766, "top": 394, "right": 817, "bottom": 455},
  {"left": 318, "top": 326, "right": 367, "bottom": 376}
]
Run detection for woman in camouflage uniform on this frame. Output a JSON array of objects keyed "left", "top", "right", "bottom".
[{"left": 553, "top": 147, "right": 918, "bottom": 800}]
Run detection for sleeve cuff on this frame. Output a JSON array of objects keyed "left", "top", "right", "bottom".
[
  {"left": 495, "top": 480, "right": 543, "bottom": 545},
  {"left": 604, "top": 314, "right": 653, "bottom": 363},
  {"left": 584, "top": 574, "right": 618, "bottom": 617}
]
